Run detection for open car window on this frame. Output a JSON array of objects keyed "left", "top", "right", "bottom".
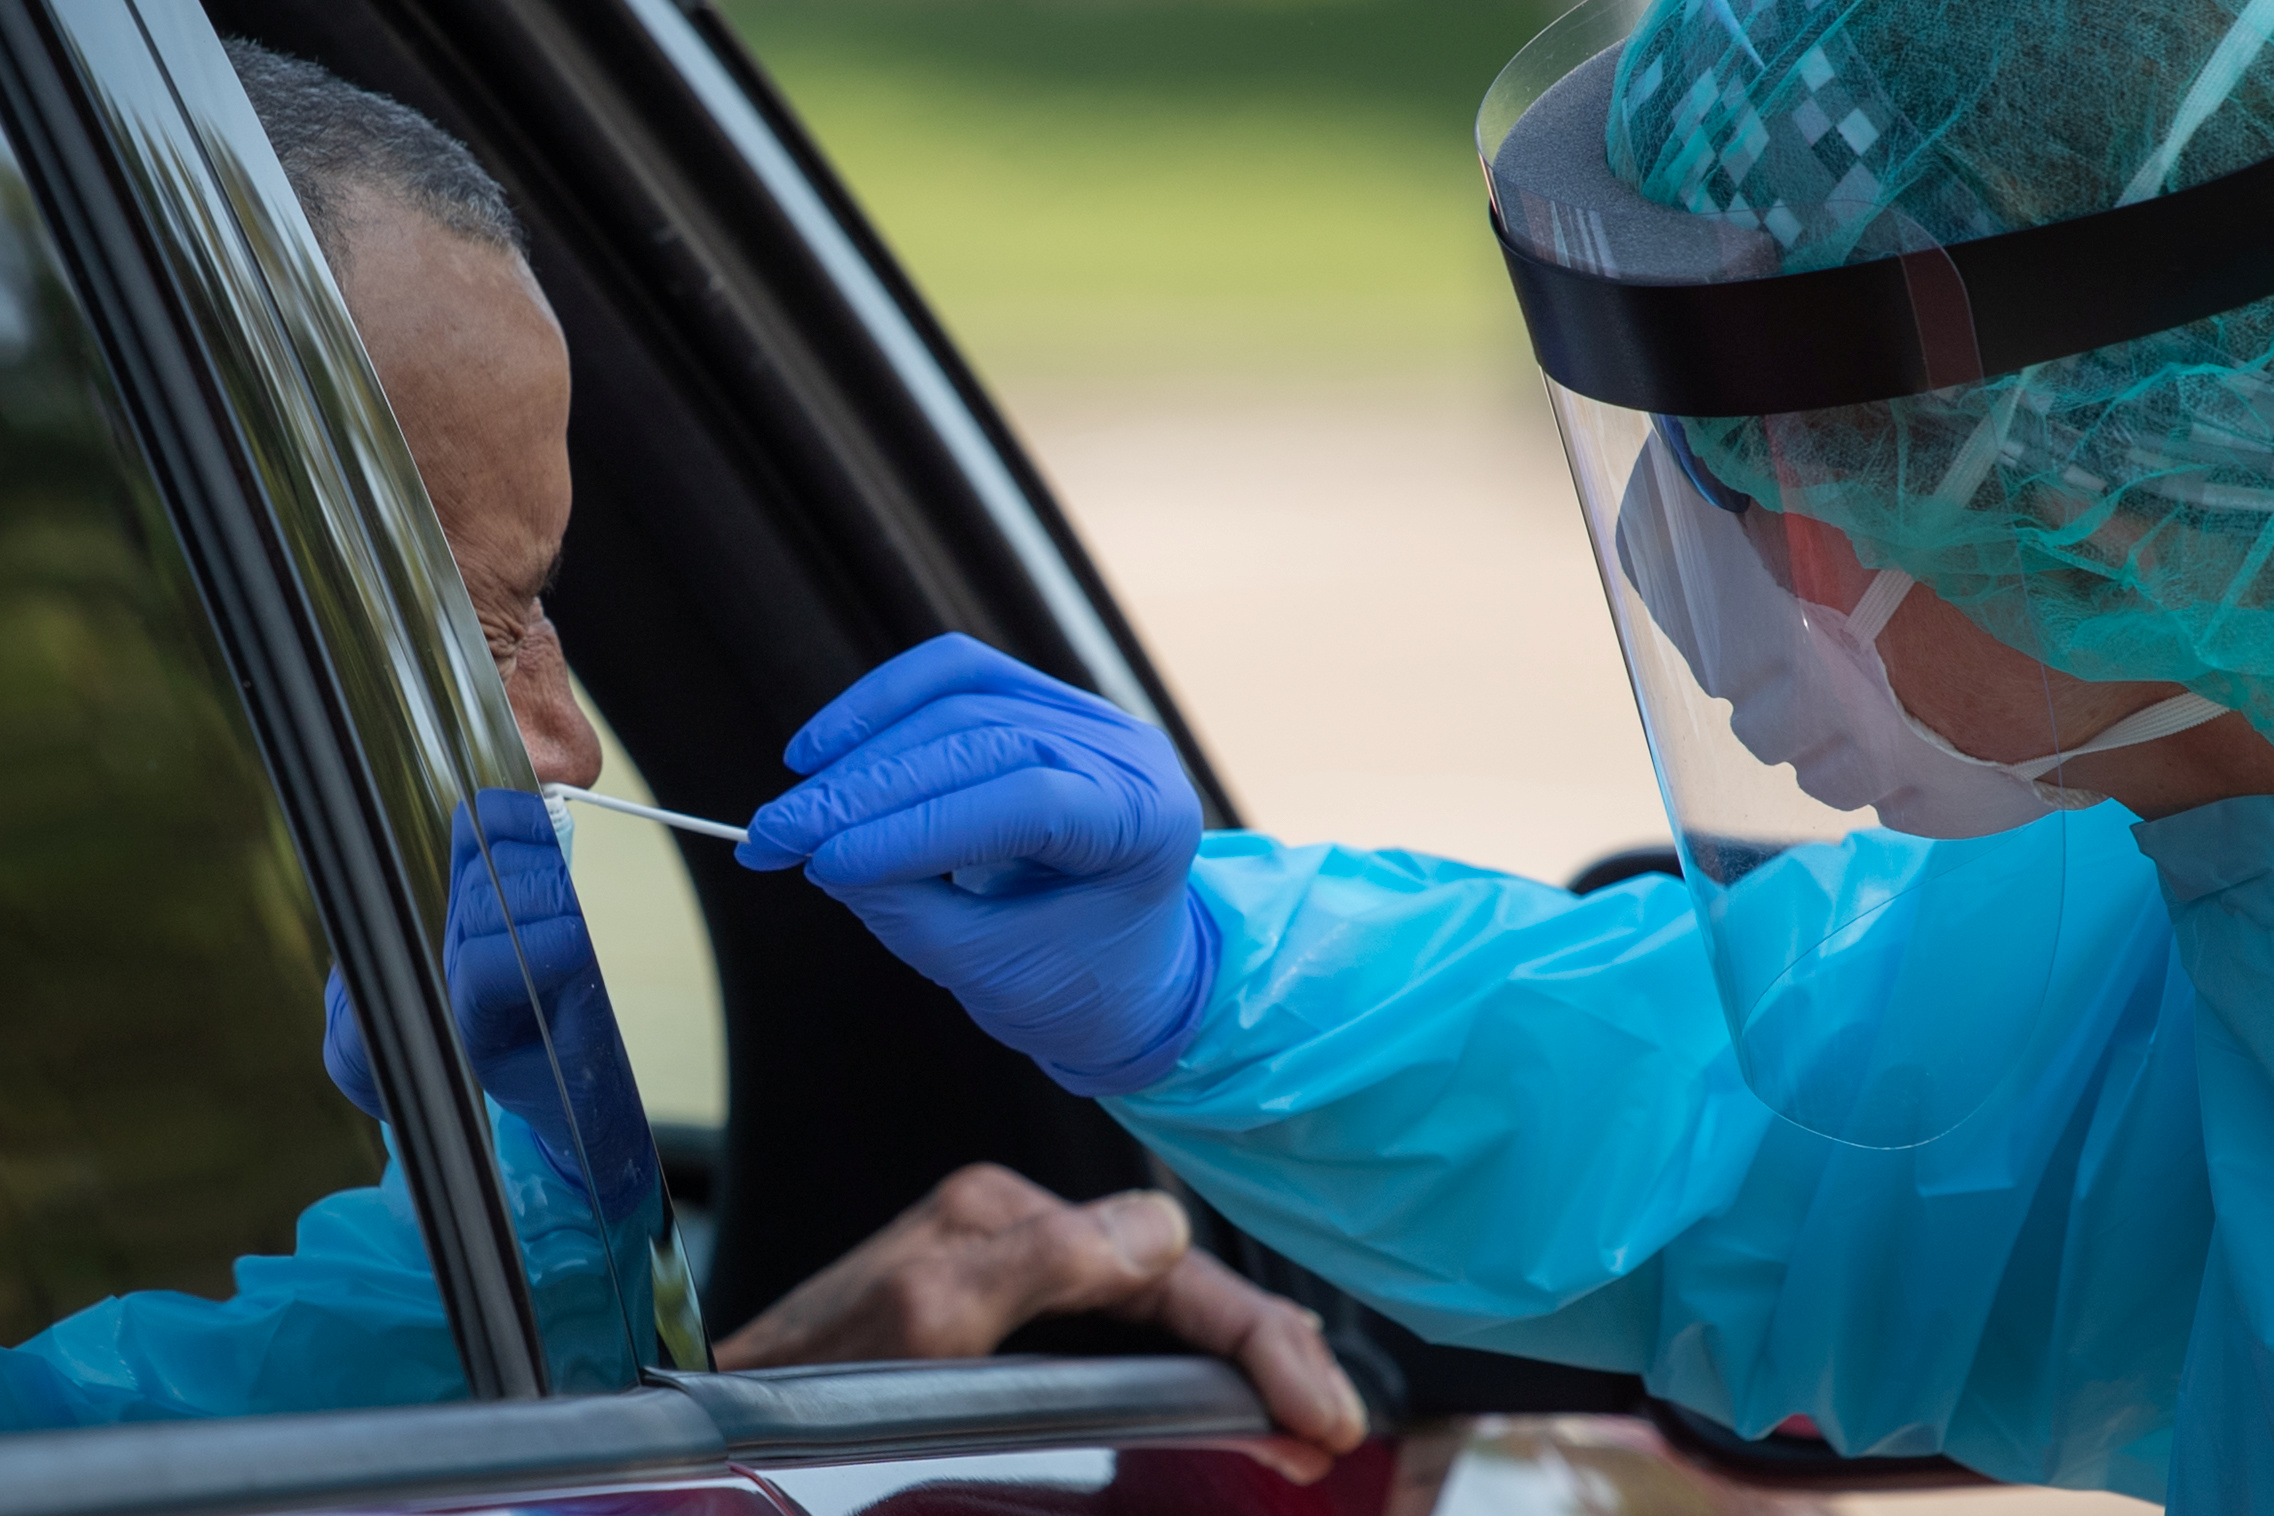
[{"left": 0, "top": 0, "right": 714, "bottom": 1426}]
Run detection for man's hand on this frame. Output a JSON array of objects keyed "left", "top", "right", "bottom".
[{"left": 711, "top": 1164, "right": 1367, "bottom": 1483}]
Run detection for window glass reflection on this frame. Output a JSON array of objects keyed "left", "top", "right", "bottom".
[{"left": 0, "top": 134, "right": 465, "bottom": 1425}]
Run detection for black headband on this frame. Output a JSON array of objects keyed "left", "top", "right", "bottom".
[{"left": 1496, "top": 56, "right": 2274, "bottom": 417}]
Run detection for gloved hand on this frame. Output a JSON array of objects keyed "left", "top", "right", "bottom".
[
  {"left": 735, "top": 634, "right": 1217, "bottom": 1096},
  {"left": 324, "top": 789, "right": 654, "bottom": 1213}
]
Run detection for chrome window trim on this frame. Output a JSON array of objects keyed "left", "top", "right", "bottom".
[
  {"left": 619, "top": 0, "right": 1165, "bottom": 728},
  {"left": 0, "top": 1358, "right": 1266, "bottom": 1516},
  {"left": 0, "top": 1391, "right": 727, "bottom": 1516},
  {"left": 649, "top": 1356, "right": 1269, "bottom": 1466},
  {"left": 0, "top": 0, "right": 551, "bottom": 1395}
]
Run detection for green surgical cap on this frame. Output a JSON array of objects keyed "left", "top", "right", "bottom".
[{"left": 1612, "top": 0, "right": 2274, "bottom": 737}]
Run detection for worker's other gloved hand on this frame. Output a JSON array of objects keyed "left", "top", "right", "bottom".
[
  {"left": 736, "top": 634, "right": 1216, "bottom": 1096},
  {"left": 324, "top": 789, "right": 654, "bottom": 1213}
]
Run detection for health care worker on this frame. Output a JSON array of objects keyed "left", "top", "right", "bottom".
[{"left": 733, "top": 0, "right": 2274, "bottom": 1504}]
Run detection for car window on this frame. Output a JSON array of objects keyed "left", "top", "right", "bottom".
[
  {"left": 0, "top": 0, "right": 715, "bottom": 1426},
  {"left": 0, "top": 125, "right": 436, "bottom": 1421},
  {"left": 104, "top": 11, "right": 704, "bottom": 1389}
]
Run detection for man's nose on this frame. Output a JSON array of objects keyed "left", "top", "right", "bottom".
[
  {"left": 511, "top": 623, "right": 603, "bottom": 790},
  {"left": 525, "top": 695, "right": 604, "bottom": 789}
]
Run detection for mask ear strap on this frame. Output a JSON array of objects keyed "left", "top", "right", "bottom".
[
  {"left": 2005, "top": 693, "right": 2230, "bottom": 781},
  {"left": 1846, "top": 570, "right": 1914, "bottom": 644}
]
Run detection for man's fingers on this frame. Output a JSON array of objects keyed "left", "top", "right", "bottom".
[
  {"left": 447, "top": 844, "right": 578, "bottom": 937},
  {"left": 785, "top": 633, "right": 1122, "bottom": 774},
  {"left": 920, "top": 1162, "right": 1066, "bottom": 1235},
  {"left": 863, "top": 1187, "right": 1193, "bottom": 1359},
  {"left": 1131, "top": 1249, "right": 1368, "bottom": 1456},
  {"left": 1235, "top": 1300, "right": 1369, "bottom": 1456},
  {"left": 984, "top": 1189, "right": 1192, "bottom": 1321},
  {"left": 713, "top": 1174, "right": 1191, "bottom": 1369},
  {"left": 928, "top": 1188, "right": 1192, "bottom": 1352}
]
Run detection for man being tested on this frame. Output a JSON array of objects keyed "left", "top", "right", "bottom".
[
  {"left": 0, "top": 44, "right": 1363, "bottom": 1476},
  {"left": 252, "top": 41, "right": 1365, "bottom": 1463}
]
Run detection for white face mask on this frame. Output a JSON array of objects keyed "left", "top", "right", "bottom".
[
  {"left": 545, "top": 788, "right": 577, "bottom": 868},
  {"left": 1617, "top": 439, "right": 2225, "bottom": 839}
]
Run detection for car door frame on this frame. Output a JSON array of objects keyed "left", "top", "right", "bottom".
[{"left": 0, "top": 0, "right": 552, "bottom": 1397}]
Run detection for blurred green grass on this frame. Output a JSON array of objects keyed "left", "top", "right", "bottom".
[{"left": 721, "top": 0, "right": 1559, "bottom": 377}]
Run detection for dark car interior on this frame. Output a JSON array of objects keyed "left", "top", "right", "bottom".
[{"left": 194, "top": 0, "right": 1967, "bottom": 1486}]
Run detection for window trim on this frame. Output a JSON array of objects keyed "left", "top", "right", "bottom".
[
  {"left": 648, "top": 1357, "right": 1270, "bottom": 1466},
  {"left": 0, "top": 1358, "right": 1271, "bottom": 1516},
  {"left": 0, "top": 1392, "right": 729, "bottom": 1516}
]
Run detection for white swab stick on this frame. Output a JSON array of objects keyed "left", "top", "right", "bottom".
[{"left": 543, "top": 783, "right": 750, "bottom": 843}]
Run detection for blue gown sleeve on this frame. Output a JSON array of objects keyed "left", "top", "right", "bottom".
[
  {"left": 1110, "top": 806, "right": 2211, "bottom": 1503},
  {"left": 0, "top": 1108, "right": 650, "bottom": 1427},
  {"left": 1112, "top": 832, "right": 1774, "bottom": 1335}
]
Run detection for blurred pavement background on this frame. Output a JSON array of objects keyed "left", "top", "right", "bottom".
[{"left": 721, "top": 0, "right": 1671, "bottom": 886}]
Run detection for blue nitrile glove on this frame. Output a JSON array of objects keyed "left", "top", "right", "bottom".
[
  {"left": 735, "top": 633, "right": 1217, "bottom": 1096},
  {"left": 324, "top": 789, "right": 654, "bottom": 1213},
  {"left": 323, "top": 965, "right": 383, "bottom": 1122}
]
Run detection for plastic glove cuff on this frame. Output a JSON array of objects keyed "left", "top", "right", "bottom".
[{"left": 1044, "top": 887, "right": 1220, "bottom": 1098}]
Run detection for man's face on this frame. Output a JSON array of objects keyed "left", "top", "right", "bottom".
[{"left": 335, "top": 189, "right": 601, "bottom": 790}]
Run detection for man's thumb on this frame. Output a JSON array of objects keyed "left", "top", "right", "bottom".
[{"left": 1093, "top": 1191, "right": 1190, "bottom": 1276}]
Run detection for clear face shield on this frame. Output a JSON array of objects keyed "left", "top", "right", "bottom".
[
  {"left": 1480, "top": 0, "right": 2274, "bottom": 1146},
  {"left": 1568, "top": 397, "right": 2078, "bottom": 1147}
]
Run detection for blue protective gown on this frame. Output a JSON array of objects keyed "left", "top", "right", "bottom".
[
  {"left": 1111, "top": 799, "right": 2227, "bottom": 1502},
  {"left": 2144, "top": 797, "right": 2274, "bottom": 1509},
  {"left": 0, "top": 1109, "right": 652, "bottom": 1428}
]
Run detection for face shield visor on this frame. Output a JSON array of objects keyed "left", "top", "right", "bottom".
[{"left": 1481, "top": 0, "right": 2274, "bottom": 1146}]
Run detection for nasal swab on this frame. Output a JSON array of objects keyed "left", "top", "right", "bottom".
[{"left": 542, "top": 783, "right": 750, "bottom": 843}]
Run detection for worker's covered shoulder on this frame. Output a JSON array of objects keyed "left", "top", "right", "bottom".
[
  {"left": 1191, "top": 829, "right": 1696, "bottom": 948},
  {"left": 1157, "top": 831, "right": 1728, "bottom": 1118}
]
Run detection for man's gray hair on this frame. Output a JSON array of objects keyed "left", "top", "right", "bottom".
[{"left": 223, "top": 39, "right": 526, "bottom": 270}]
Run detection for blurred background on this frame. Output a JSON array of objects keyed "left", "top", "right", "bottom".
[{"left": 718, "top": 0, "right": 1670, "bottom": 886}]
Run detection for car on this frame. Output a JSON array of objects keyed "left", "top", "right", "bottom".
[{"left": 0, "top": 0, "right": 2007, "bottom": 1511}]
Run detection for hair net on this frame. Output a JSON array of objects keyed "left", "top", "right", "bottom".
[{"left": 1613, "top": 0, "right": 2274, "bottom": 738}]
